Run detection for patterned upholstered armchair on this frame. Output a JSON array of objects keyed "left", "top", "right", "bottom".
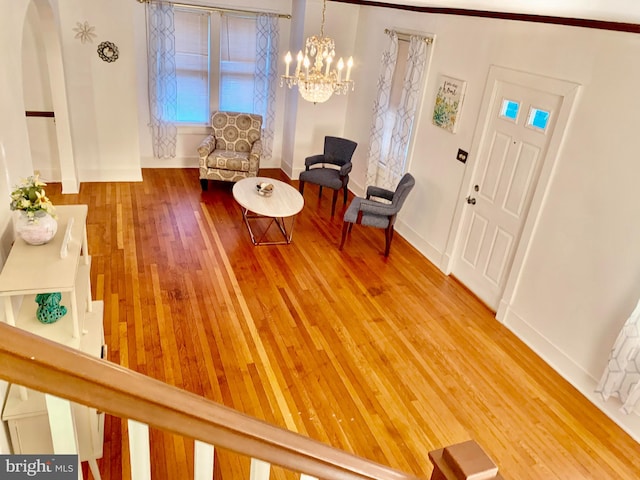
[{"left": 197, "top": 111, "right": 263, "bottom": 190}]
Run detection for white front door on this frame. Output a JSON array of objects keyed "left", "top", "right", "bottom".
[{"left": 452, "top": 78, "right": 564, "bottom": 310}]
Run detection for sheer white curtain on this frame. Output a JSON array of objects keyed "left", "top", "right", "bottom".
[
  {"left": 386, "top": 36, "right": 428, "bottom": 185},
  {"left": 366, "top": 33, "right": 429, "bottom": 190},
  {"left": 147, "top": 1, "right": 178, "bottom": 159},
  {"left": 596, "top": 298, "right": 640, "bottom": 414},
  {"left": 253, "top": 14, "right": 279, "bottom": 162},
  {"left": 365, "top": 32, "right": 398, "bottom": 190}
]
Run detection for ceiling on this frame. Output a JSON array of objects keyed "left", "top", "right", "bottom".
[{"left": 366, "top": 0, "right": 640, "bottom": 24}]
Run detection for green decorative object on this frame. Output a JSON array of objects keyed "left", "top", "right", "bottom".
[{"left": 35, "top": 292, "right": 67, "bottom": 324}]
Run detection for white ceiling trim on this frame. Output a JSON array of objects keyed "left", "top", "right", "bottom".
[{"left": 356, "top": 0, "right": 640, "bottom": 25}]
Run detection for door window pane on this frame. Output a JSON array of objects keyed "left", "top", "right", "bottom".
[
  {"left": 527, "top": 107, "right": 550, "bottom": 131},
  {"left": 500, "top": 99, "right": 519, "bottom": 121}
]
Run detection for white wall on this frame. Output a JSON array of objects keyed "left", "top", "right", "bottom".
[
  {"left": 58, "top": 0, "right": 141, "bottom": 182},
  {"left": 285, "top": 0, "right": 359, "bottom": 177},
  {"left": 21, "top": 0, "right": 142, "bottom": 183},
  {"left": 342, "top": 6, "right": 640, "bottom": 439},
  {"left": 390, "top": 0, "right": 640, "bottom": 23}
]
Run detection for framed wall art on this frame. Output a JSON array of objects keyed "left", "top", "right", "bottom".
[{"left": 432, "top": 75, "right": 467, "bottom": 133}]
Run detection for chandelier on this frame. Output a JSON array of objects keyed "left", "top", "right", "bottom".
[{"left": 281, "top": 0, "right": 354, "bottom": 104}]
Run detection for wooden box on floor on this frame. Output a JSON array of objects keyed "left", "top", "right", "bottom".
[{"left": 429, "top": 440, "right": 504, "bottom": 480}]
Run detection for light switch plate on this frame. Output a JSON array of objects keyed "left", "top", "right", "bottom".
[{"left": 457, "top": 149, "right": 468, "bottom": 163}]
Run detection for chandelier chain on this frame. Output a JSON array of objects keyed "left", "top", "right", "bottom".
[{"left": 320, "top": 0, "right": 326, "bottom": 37}]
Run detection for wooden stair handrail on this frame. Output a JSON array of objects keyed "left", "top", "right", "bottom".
[{"left": 0, "top": 322, "right": 424, "bottom": 480}]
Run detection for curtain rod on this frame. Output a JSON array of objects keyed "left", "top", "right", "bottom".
[
  {"left": 137, "top": 0, "right": 291, "bottom": 19},
  {"left": 384, "top": 28, "right": 434, "bottom": 44}
]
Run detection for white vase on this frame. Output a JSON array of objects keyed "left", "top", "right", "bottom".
[{"left": 15, "top": 211, "right": 58, "bottom": 245}]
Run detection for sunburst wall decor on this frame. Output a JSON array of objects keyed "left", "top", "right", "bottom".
[{"left": 73, "top": 21, "right": 97, "bottom": 44}]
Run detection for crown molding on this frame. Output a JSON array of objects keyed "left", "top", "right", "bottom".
[{"left": 331, "top": 0, "right": 640, "bottom": 34}]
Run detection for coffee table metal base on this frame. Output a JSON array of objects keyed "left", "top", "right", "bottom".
[
  {"left": 232, "top": 177, "right": 304, "bottom": 246},
  {"left": 240, "top": 208, "right": 297, "bottom": 245}
]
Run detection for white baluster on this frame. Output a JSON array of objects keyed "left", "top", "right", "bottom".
[
  {"left": 60, "top": 217, "right": 74, "bottom": 259},
  {"left": 128, "top": 419, "right": 151, "bottom": 480},
  {"left": 45, "top": 395, "right": 81, "bottom": 480},
  {"left": 250, "top": 458, "right": 271, "bottom": 480},
  {"left": 194, "top": 440, "right": 215, "bottom": 480}
]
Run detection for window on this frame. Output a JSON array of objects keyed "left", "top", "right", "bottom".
[
  {"left": 219, "top": 15, "right": 257, "bottom": 113},
  {"left": 500, "top": 99, "right": 520, "bottom": 121},
  {"left": 173, "top": 9, "right": 258, "bottom": 124},
  {"left": 174, "top": 10, "right": 209, "bottom": 123},
  {"left": 527, "top": 106, "right": 551, "bottom": 131}
]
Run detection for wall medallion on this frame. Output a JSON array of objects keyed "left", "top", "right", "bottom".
[{"left": 97, "top": 41, "right": 119, "bottom": 63}]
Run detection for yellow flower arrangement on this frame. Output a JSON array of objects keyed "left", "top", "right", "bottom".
[{"left": 9, "top": 174, "right": 56, "bottom": 219}]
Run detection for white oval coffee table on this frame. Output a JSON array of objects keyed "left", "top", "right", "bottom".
[{"left": 232, "top": 177, "right": 304, "bottom": 245}]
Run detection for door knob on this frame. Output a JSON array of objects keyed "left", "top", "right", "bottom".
[{"left": 466, "top": 196, "right": 476, "bottom": 205}]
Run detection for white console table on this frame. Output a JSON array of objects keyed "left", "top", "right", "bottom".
[{"left": 0, "top": 205, "right": 105, "bottom": 480}]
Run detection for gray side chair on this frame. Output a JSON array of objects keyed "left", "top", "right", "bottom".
[
  {"left": 298, "top": 136, "right": 358, "bottom": 217},
  {"left": 339, "top": 173, "right": 415, "bottom": 257}
]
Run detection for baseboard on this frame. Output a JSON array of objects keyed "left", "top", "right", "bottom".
[
  {"left": 395, "top": 220, "right": 447, "bottom": 273},
  {"left": 501, "top": 305, "right": 640, "bottom": 443},
  {"left": 79, "top": 168, "right": 143, "bottom": 183},
  {"left": 141, "top": 157, "right": 283, "bottom": 170},
  {"left": 35, "top": 168, "right": 61, "bottom": 183},
  {"left": 140, "top": 156, "right": 197, "bottom": 168}
]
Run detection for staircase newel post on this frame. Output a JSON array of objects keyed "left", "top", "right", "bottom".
[{"left": 428, "top": 440, "right": 503, "bottom": 480}]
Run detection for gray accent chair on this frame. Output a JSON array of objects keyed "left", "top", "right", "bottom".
[
  {"left": 298, "top": 136, "right": 358, "bottom": 216},
  {"left": 339, "top": 173, "right": 415, "bottom": 257}
]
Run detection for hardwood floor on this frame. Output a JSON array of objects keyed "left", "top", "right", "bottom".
[{"left": 47, "top": 168, "right": 639, "bottom": 480}]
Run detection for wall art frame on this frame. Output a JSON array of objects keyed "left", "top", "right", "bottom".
[{"left": 432, "top": 75, "right": 467, "bottom": 133}]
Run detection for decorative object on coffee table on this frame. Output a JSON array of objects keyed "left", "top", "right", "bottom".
[
  {"left": 10, "top": 174, "right": 58, "bottom": 245},
  {"left": 35, "top": 293, "right": 67, "bottom": 324},
  {"left": 256, "top": 182, "right": 274, "bottom": 197}
]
